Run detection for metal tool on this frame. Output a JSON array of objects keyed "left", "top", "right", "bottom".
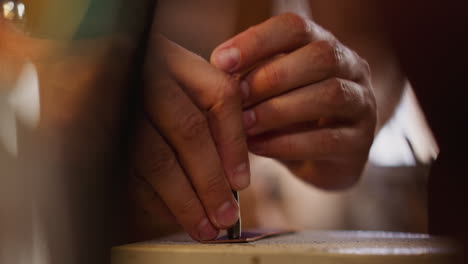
[{"left": 227, "top": 190, "right": 241, "bottom": 239}]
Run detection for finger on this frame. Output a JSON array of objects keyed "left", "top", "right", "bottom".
[
  {"left": 242, "top": 41, "right": 369, "bottom": 107},
  {"left": 247, "top": 125, "right": 368, "bottom": 161},
  {"left": 210, "top": 13, "right": 334, "bottom": 73},
  {"left": 133, "top": 118, "right": 219, "bottom": 241},
  {"left": 144, "top": 74, "right": 240, "bottom": 229},
  {"left": 243, "top": 78, "right": 369, "bottom": 136},
  {"left": 154, "top": 35, "right": 250, "bottom": 191},
  {"left": 247, "top": 127, "right": 372, "bottom": 190}
]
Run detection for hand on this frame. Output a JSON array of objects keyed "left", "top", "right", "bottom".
[
  {"left": 130, "top": 35, "right": 249, "bottom": 241},
  {"left": 211, "top": 13, "right": 376, "bottom": 189}
]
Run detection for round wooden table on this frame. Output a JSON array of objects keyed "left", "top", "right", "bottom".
[{"left": 112, "top": 230, "right": 459, "bottom": 264}]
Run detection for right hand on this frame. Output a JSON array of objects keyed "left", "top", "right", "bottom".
[{"left": 130, "top": 35, "right": 249, "bottom": 241}]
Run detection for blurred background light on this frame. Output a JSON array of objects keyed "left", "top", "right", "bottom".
[
  {"left": 370, "top": 82, "right": 439, "bottom": 167},
  {"left": 2, "top": 1, "right": 15, "bottom": 20},
  {"left": 0, "top": 62, "right": 39, "bottom": 157},
  {"left": 16, "top": 2, "right": 24, "bottom": 19},
  {"left": 8, "top": 62, "right": 40, "bottom": 129}
]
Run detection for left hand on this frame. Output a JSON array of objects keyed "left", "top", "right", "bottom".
[
  {"left": 210, "top": 13, "right": 376, "bottom": 189},
  {"left": 130, "top": 35, "right": 248, "bottom": 241}
]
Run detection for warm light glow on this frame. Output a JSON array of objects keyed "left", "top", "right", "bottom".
[
  {"left": 369, "top": 82, "right": 439, "bottom": 166},
  {"left": 2, "top": 1, "right": 15, "bottom": 20},
  {"left": 8, "top": 62, "right": 41, "bottom": 129},
  {"left": 0, "top": 62, "right": 40, "bottom": 157}
]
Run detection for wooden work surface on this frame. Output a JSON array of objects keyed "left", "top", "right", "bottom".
[{"left": 111, "top": 230, "right": 459, "bottom": 264}]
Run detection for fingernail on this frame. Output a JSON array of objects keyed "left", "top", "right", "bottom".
[
  {"left": 240, "top": 80, "right": 250, "bottom": 100},
  {"left": 215, "top": 200, "right": 239, "bottom": 228},
  {"left": 243, "top": 110, "right": 256, "bottom": 130},
  {"left": 214, "top": 47, "right": 240, "bottom": 72},
  {"left": 233, "top": 162, "right": 250, "bottom": 189},
  {"left": 197, "top": 218, "right": 218, "bottom": 241}
]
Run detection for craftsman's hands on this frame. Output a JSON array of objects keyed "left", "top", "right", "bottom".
[
  {"left": 131, "top": 35, "right": 249, "bottom": 241},
  {"left": 131, "top": 13, "right": 377, "bottom": 241},
  {"left": 211, "top": 13, "right": 376, "bottom": 189}
]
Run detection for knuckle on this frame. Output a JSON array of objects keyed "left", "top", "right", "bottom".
[
  {"left": 198, "top": 76, "right": 238, "bottom": 110},
  {"left": 147, "top": 154, "right": 177, "bottom": 178},
  {"left": 201, "top": 174, "right": 227, "bottom": 196},
  {"left": 176, "top": 196, "right": 200, "bottom": 218},
  {"left": 207, "top": 76, "right": 239, "bottom": 112},
  {"left": 333, "top": 44, "right": 346, "bottom": 68},
  {"left": 308, "top": 40, "right": 341, "bottom": 72},
  {"left": 208, "top": 76, "right": 239, "bottom": 120},
  {"left": 215, "top": 75, "right": 238, "bottom": 102},
  {"left": 136, "top": 143, "right": 179, "bottom": 184},
  {"left": 217, "top": 128, "right": 246, "bottom": 150},
  {"left": 325, "top": 78, "right": 348, "bottom": 105},
  {"left": 361, "top": 82, "right": 376, "bottom": 111},
  {"left": 261, "top": 62, "right": 285, "bottom": 90},
  {"left": 279, "top": 13, "right": 308, "bottom": 39},
  {"left": 321, "top": 128, "right": 343, "bottom": 155},
  {"left": 176, "top": 111, "right": 209, "bottom": 142},
  {"left": 261, "top": 99, "right": 284, "bottom": 121}
]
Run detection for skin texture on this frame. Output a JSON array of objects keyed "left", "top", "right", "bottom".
[
  {"left": 132, "top": 12, "right": 376, "bottom": 241},
  {"left": 211, "top": 13, "right": 376, "bottom": 190},
  {"left": 307, "top": 0, "right": 405, "bottom": 131},
  {"left": 131, "top": 34, "right": 250, "bottom": 241}
]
